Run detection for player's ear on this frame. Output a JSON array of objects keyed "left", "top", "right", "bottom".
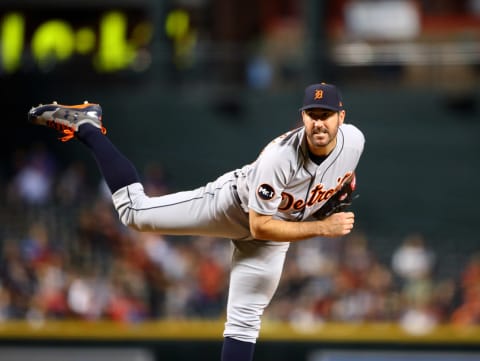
[
  {"left": 301, "top": 110, "right": 307, "bottom": 125},
  {"left": 338, "top": 110, "right": 346, "bottom": 125}
]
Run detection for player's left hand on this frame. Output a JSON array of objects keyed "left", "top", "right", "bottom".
[{"left": 317, "top": 211, "right": 355, "bottom": 237}]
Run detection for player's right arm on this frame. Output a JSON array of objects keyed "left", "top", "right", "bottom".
[{"left": 249, "top": 209, "right": 355, "bottom": 242}]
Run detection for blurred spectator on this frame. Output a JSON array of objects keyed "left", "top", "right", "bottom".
[
  {"left": 363, "top": 261, "right": 399, "bottom": 320},
  {"left": 67, "top": 269, "right": 110, "bottom": 320},
  {"left": 55, "top": 161, "right": 88, "bottom": 206},
  {"left": 470, "top": 0, "right": 480, "bottom": 14},
  {"left": 139, "top": 232, "right": 188, "bottom": 281},
  {"left": 7, "top": 144, "right": 57, "bottom": 206},
  {"left": 189, "top": 236, "right": 229, "bottom": 317},
  {"left": 431, "top": 278, "right": 457, "bottom": 322},
  {"left": 31, "top": 252, "right": 69, "bottom": 319},
  {"left": 0, "top": 239, "right": 38, "bottom": 318},
  {"left": 392, "top": 233, "right": 441, "bottom": 335},
  {"left": 246, "top": 55, "right": 273, "bottom": 89},
  {"left": 76, "top": 198, "right": 126, "bottom": 274},
  {"left": 392, "top": 233, "right": 435, "bottom": 282},
  {"left": 399, "top": 304, "right": 438, "bottom": 335},
  {"left": 105, "top": 259, "right": 149, "bottom": 322},
  {"left": 20, "top": 222, "right": 55, "bottom": 267},
  {"left": 342, "top": 231, "right": 375, "bottom": 283},
  {"left": 0, "top": 284, "right": 11, "bottom": 321},
  {"left": 451, "top": 252, "right": 480, "bottom": 325}
]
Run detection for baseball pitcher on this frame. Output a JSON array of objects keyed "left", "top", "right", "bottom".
[{"left": 29, "top": 83, "right": 365, "bottom": 361}]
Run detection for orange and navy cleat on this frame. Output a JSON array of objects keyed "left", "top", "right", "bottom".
[{"left": 28, "top": 101, "right": 106, "bottom": 142}]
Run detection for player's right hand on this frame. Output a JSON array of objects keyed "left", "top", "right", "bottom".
[{"left": 318, "top": 211, "right": 355, "bottom": 237}]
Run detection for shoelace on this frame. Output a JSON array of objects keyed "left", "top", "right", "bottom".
[
  {"left": 45, "top": 120, "right": 107, "bottom": 142},
  {"left": 60, "top": 128, "right": 75, "bottom": 142}
]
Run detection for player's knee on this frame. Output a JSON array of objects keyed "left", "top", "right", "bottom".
[
  {"left": 118, "top": 211, "right": 140, "bottom": 230},
  {"left": 112, "top": 183, "right": 149, "bottom": 231},
  {"left": 223, "top": 321, "right": 260, "bottom": 344}
]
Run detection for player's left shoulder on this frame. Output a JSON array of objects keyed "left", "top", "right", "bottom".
[{"left": 339, "top": 123, "right": 365, "bottom": 148}]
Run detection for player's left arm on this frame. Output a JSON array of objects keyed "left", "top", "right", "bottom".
[{"left": 249, "top": 209, "right": 355, "bottom": 242}]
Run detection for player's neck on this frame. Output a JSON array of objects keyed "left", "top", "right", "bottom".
[{"left": 308, "top": 148, "right": 327, "bottom": 165}]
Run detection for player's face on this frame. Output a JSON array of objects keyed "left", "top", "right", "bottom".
[{"left": 302, "top": 109, "right": 345, "bottom": 155}]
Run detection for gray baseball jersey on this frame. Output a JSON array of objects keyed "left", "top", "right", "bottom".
[
  {"left": 236, "top": 123, "right": 364, "bottom": 221},
  {"left": 112, "top": 122, "right": 364, "bottom": 343}
]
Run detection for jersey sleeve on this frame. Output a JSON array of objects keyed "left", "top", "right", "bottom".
[{"left": 247, "top": 145, "right": 293, "bottom": 215}]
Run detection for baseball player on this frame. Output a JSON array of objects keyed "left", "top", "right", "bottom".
[{"left": 28, "top": 83, "right": 365, "bottom": 361}]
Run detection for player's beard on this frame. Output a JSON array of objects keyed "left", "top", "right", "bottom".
[{"left": 307, "top": 124, "right": 338, "bottom": 153}]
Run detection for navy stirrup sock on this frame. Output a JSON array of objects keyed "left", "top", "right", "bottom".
[
  {"left": 77, "top": 124, "right": 140, "bottom": 194},
  {"left": 221, "top": 337, "right": 255, "bottom": 361}
]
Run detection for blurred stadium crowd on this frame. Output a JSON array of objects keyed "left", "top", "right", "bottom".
[{"left": 1, "top": 143, "right": 480, "bottom": 334}]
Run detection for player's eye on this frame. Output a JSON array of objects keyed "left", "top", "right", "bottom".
[{"left": 306, "top": 110, "right": 335, "bottom": 121}]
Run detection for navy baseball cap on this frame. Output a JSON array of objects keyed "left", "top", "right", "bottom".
[{"left": 300, "top": 83, "right": 344, "bottom": 112}]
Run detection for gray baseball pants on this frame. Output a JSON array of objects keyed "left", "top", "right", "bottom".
[{"left": 112, "top": 171, "right": 290, "bottom": 342}]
